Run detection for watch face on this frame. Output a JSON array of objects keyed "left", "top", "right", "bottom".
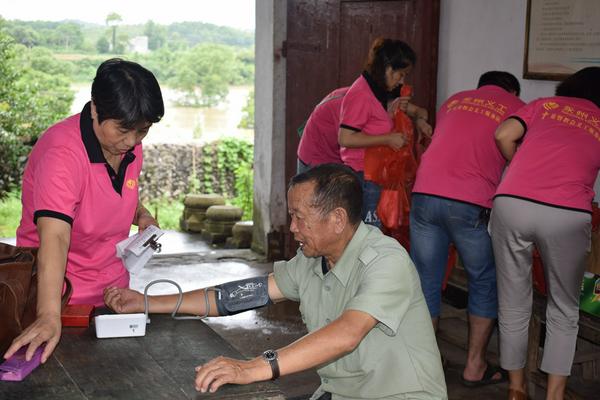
[{"left": 263, "top": 350, "right": 277, "bottom": 361}]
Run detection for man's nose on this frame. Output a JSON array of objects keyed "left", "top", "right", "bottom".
[{"left": 289, "top": 218, "right": 298, "bottom": 233}]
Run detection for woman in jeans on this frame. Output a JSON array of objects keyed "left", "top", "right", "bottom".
[{"left": 338, "top": 37, "right": 431, "bottom": 228}]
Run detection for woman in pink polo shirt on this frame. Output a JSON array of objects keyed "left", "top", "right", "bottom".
[
  {"left": 490, "top": 67, "right": 600, "bottom": 400},
  {"left": 338, "top": 38, "right": 431, "bottom": 227},
  {"left": 297, "top": 87, "right": 349, "bottom": 173},
  {"left": 5, "top": 59, "right": 164, "bottom": 363}
]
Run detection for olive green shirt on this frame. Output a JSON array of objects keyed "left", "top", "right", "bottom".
[{"left": 274, "top": 223, "right": 447, "bottom": 400}]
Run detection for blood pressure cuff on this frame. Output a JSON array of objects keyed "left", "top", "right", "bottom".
[{"left": 214, "top": 276, "right": 271, "bottom": 316}]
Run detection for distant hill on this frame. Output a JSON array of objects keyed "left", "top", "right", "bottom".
[
  {"left": 168, "top": 21, "right": 253, "bottom": 47},
  {"left": 2, "top": 18, "right": 254, "bottom": 51}
]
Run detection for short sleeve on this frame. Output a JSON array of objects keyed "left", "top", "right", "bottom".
[
  {"left": 509, "top": 98, "right": 542, "bottom": 130},
  {"left": 344, "top": 252, "right": 416, "bottom": 336},
  {"left": 340, "top": 88, "right": 370, "bottom": 132},
  {"left": 273, "top": 257, "right": 301, "bottom": 301},
  {"left": 33, "top": 147, "right": 84, "bottom": 225}
]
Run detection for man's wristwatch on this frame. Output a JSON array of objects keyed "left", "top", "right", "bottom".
[{"left": 262, "top": 349, "right": 280, "bottom": 380}]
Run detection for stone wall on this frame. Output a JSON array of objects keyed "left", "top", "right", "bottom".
[{"left": 139, "top": 142, "right": 251, "bottom": 203}]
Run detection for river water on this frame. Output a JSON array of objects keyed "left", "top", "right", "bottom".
[{"left": 70, "top": 83, "right": 254, "bottom": 144}]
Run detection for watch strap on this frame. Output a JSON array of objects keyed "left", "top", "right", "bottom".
[{"left": 263, "top": 350, "right": 280, "bottom": 380}]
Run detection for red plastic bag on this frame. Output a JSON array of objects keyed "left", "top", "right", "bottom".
[{"left": 365, "top": 85, "right": 418, "bottom": 246}]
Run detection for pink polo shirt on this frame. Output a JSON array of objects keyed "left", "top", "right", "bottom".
[
  {"left": 17, "top": 103, "right": 141, "bottom": 306},
  {"left": 339, "top": 74, "right": 394, "bottom": 172},
  {"left": 495, "top": 96, "right": 600, "bottom": 212},
  {"left": 413, "top": 85, "right": 525, "bottom": 208},
  {"left": 297, "top": 87, "right": 349, "bottom": 166}
]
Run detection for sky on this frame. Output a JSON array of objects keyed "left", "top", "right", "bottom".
[{"left": 0, "top": 0, "right": 255, "bottom": 31}]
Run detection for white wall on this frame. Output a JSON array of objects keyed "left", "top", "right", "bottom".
[
  {"left": 438, "top": 0, "right": 600, "bottom": 202},
  {"left": 437, "top": 0, "right": 556, "bottom": 107}
]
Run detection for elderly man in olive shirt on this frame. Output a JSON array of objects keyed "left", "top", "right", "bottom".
[{"left": 104, "top": 164, "right": 447, "bottom": 400}]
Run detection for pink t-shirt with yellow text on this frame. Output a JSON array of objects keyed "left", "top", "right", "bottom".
[
  {"left": 412, "top": 85, "right": 525, "bottom": 208},
  {"left": 17, "top": 104, "right": 141, "bottom": 306},
  {"left": 495, "top": 96, "right": 600, "bottom": 212},
  {"left": 339, "top": 75, "right": 393, "bottom": 172}
]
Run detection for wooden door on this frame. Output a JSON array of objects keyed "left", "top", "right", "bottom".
[{"left": 282, "top": 0, "right": 440, "bottom": 258}]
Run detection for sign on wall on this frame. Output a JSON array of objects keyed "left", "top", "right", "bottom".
[{"left": 524, "top": 0, "right": 600, "bottom": 80}]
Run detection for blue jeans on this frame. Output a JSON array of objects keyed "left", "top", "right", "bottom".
[
  {"left": 409, "top": 194, "right": 497, "bottom": 319},
  {"left": 297, "top": 158, "right": 311, "bottom": 174},
  {"left": 356, "top": 172, "right": 381, "bottom": 228}
]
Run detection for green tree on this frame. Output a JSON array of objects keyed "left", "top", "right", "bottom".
[
  {"left": 171, "top": 43, "right": 237, "bottom": 107},
  {"left": 106, "top": 12, "right": 122, "bottom": 52},
  {"left": 23, "top": 47, "right": 74, "bottom": 77},
  {"left": 144, "top": 20, "right": 167, "bottom": 50},
  {"left": 232, "top": 47, "right": 254, "bottom": 85},
  {"left": 0, "top": 30, "right": 26, "bottom": 198},
  {"left": 55, "top": 23, "right": 84, "bottom": 50},
  {"left": 238, "top": 90, "right": 254, "bottom": 129},
  {"left": 0, "top": 24, "right": 73, "bottom": 198},
  {"left": 114, "top": 31, "right": 129, "bottom": 54},
  {"left": 10, "top": 45, "right": 73, "bottom": 141},
  {"left": 96, "top": 36, "right": 110, "bottom": 53},
  {"left": 8, "top": 25, "right": 40, "bottom": 48}
]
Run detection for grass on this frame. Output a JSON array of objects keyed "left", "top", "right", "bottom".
[
  {"left": 0, "top": 191, "right": 22, "bottom": 238},
  {"left": 145, "top": 198, "right": 185, "bottom": 231},
  {"left": 0, "top": 191, "right": 186, "bottom": 238}
]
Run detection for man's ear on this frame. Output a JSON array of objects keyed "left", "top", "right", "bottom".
[{"left": 331, "top": 207, "right": 348, "bottom": 234}]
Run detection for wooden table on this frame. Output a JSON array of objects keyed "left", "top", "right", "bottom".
[{"left": 0, "top": 314, "right": 285, "bottom": 400}]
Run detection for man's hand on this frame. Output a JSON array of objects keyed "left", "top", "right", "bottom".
[
  {"left": 104, "top": 287, "right": 144, "bottom": 313},
  {"left": 415, "top": 118, "right": 433, "bottom": 138},
  {"left": 386, "top": 133, "right": 407, "bottom": 150},
  {"left": 3, "top": 313, "right": 61, "bottom": 363},
  {"left": 194, "top": 356, "right": 268, "bottom": 393}
]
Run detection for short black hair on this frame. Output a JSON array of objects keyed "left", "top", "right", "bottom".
[
  {"left": 289, "top": 163, "right": 362, "bottom": 225},
  {"left": 364, "top": 38, "right": 416, "bottom": 91},
  {"left": 555, "top": 67, "right": 600, "bottom": 108},
  {"left": 91, "top": 58, "right": 164, "bottom": 129},
  {"left": 477, "top": 71, "right": 521, "bottom": 96}
]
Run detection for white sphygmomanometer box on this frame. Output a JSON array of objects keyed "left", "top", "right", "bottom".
[{"left": 94, "top": 313, "right": 147, "bottom": 338}]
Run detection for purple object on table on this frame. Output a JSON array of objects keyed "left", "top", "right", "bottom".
[{"left": 0, "top": 346, "right": 43, "bottom": 381}]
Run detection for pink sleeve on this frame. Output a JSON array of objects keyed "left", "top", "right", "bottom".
[
  {"left": 510, "top": 98, "right": 541, "bottom": 128},
  {"left": 340, "top": 89, "right": 370, "bottom": 131},
  {"left": 33, "top": 147, "right": 84, "bottom": 224}
]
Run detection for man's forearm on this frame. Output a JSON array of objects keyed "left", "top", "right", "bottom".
[
  {"left": 273, "top": 310, "right": 376, "bottom": 377},
  {"left": 145, "top": 289, "right": 220, "bottom": 316}
]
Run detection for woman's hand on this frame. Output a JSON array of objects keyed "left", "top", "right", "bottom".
[
  {"left": 386, "top": 133, "right": 407, "bottom": 150},
  {"left": 387, "top": 96, "right": 410, "bottom": 117},
  {"left": 3, "top": 313, "right": 62, "bottom": 363},
  {"left": 104, "top": 287, "right": 144, "bottom": 313},
  {"left": 137, "top": 213, "right": 159, "bottom": 232},
  {"left": 135, "top": 202, "right": 159, "bottom": 231},
  {"left": 5, "top": 216, "right": 72, "bottom": 363},
  {"left": 415, "top": 118, "right": 433, "bottom": 138}
]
